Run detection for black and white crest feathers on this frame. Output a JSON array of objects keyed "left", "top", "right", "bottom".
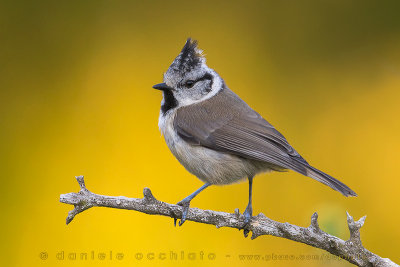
[{"left": 170, "top": 38, "right": 205, "bottom": 72}]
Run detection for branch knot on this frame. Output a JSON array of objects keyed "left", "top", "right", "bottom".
[
  {"left": 309, "top": 212, "right": 323, "bottom": 234},
  {"left": 346, "top": 211, "right": 367, "bottom": 246},
  {"left": 143, "top": 187, "right": 157, "bottom": 204}
]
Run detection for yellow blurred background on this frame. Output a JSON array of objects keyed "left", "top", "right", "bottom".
[{"left": 1, "top": 0, "right": 399, "bottom": 266}]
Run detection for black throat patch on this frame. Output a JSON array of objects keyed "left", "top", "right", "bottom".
[{"left": 161, "top": 90, "right": 178, "bottom": 114}]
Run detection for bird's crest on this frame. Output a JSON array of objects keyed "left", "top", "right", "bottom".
[{"left": 170, "top": 38, "right": 205, "bottom": 72}]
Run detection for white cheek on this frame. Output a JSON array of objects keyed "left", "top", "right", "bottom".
[{"left": 178, "top": 68, "right": 223, "bottom": 107}]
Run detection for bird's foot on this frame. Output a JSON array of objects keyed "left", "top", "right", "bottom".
[
  {"left": 242, "top": 205, "right": 253, "bottom": 237},
  {"left": 174, "top": 199, "right": 191, "bottom": 227}
]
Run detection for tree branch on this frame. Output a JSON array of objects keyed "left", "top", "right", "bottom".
[{"left": 60, "top": 176, "right": 398, "bottom": 267}]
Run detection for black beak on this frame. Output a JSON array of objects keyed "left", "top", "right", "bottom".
[{"left": 152, "top": 83, "right": 174, "bottom": 91}]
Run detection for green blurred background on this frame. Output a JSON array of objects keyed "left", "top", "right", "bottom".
[{"left": 1, "top": 0, "right": 399, "bottom": 266}]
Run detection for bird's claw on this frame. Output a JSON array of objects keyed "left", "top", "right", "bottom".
[
  {"left": 242, "top": 206, "right": 253, "bottom": 237},
  {"left": 168, "top": 206, "right": 179, "bottom": 227},
  {"left": 175, "top": 200, "right": 190, "bottom": 226}
]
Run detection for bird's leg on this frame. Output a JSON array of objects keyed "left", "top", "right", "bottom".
[
  {"left": 175, "top": 182, "right": 211, "bottom": 226},
  {"left": 243, "top": 176, "right": 254, "bottom": 237}
]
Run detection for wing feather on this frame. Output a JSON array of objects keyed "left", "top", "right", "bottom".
[{"left": 174, "top": 87, "right": 357, "bottom": 197}]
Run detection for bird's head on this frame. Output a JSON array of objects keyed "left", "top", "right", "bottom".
[{"left": 153, "top": 38, "right": 224, "bottom": 109}]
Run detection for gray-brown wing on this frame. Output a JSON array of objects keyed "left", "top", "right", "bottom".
[
  {"left": 174, "top": 87, "right": 357, "bottom": 197},
  {"left": 174, "top": 88, "right": 309, "bottom": 175}
]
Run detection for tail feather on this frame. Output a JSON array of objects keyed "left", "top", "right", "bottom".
[{"left": 304, "top": 165, "right": 357, "bottom": 197}]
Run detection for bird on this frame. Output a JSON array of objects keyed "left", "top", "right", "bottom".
[{"left": 152, "top": 38, "right": 356, "bottom": 235}]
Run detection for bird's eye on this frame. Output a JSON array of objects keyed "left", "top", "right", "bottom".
[{"left": 185, "top": 80, "right": 195, "bottom": 88}]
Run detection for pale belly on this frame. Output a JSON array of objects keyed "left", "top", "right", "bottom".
[{"left": 158, "top": 110, "right": 273, "bottom": 185}]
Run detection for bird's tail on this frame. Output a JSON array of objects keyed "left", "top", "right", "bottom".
[{"left": 302, "top": 164, "right": 357, "bottom": 197}]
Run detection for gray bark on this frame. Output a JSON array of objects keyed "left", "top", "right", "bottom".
[{"left": 60, "top": 176, "right": 398, "bottom": 267}]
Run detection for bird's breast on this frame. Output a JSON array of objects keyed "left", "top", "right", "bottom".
[{"left": 158, "top": 108, "right": 271, "bottom": 184}]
